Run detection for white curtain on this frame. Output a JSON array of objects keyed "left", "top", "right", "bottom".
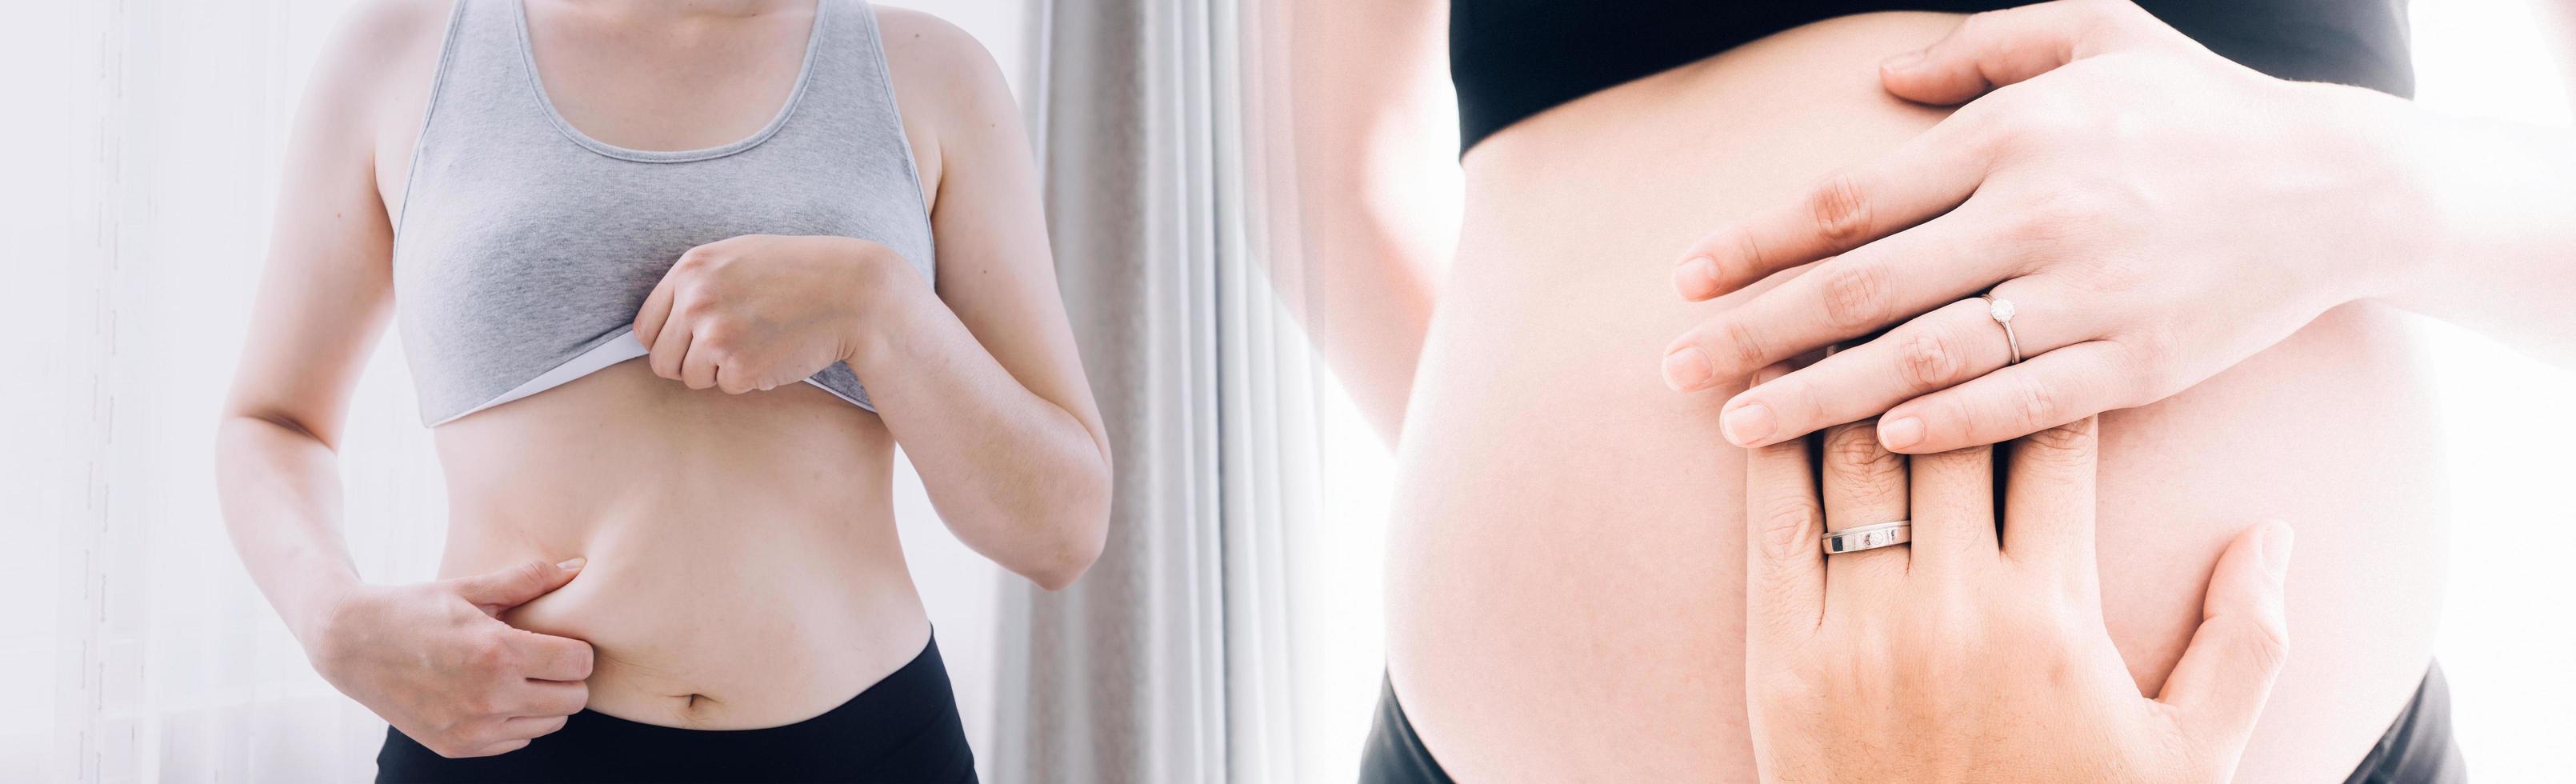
[
  {"left": 991, "top": 0, "right": 1382, "bottom": 780},
  {"left": 6, "top": 2, "right": 441, "bottom": 780},
  {"left": 4, "top": 1, "right": 1037, "bottom": 781}
]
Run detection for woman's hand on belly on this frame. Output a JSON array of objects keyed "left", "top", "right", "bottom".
[
  {"left": 632, "top": 234, "right": 922, "bottom": 394},
  {"left": 308, "top": 558, "right": 594, "bottom": 758},
  {"left": 1658, "top": 0, "right": 2438, "bottom": 454},
  {"left": 1742, "top": 392, "right": 2294, "bottom": 782}
]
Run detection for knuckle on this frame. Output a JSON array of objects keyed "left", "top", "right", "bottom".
[
  {"left": 2241, "top": 615, "right": 2292, "bottom": 674},
  {"left": 1716, "top": 320, "right": 1768, "bottom": 372},
  {"left": 468, "top": 637, "right": 512, "bottom": 674},
  {"left": 1822, "top": 426, "right": 1906, "bottom": 488},
  {"left": 511, "top": 560, "right": 551, "bottom": 588},
  {"left": 1816, "top": 263, "right": 1890, "bottom": 330},
  {"left": 1756, "top": 493, "right": 1824, "bottom": 558},
  {"left": 2018, "top": 414, "right": 2098, "bottom": 455},
  {"left": 2002, "top": 369, "right": 2062, "bottom": 429},
  {"left": 1896, "top": 327, "right": 1966, "bottom": 394},
  {"left": 2112, "top": 330, "right": 2177, "bottom": 396},
  {"left": 1806, "top": 172, "right": 1876, "bottom": 250},
  {"left": 1725, "top": 227, "right": 1769, "bottom": 274}
]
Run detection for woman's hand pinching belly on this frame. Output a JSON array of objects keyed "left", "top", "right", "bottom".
[
  {"left": 1661, "top": 0, "right": 2434, "bottom": 454},
  {"left": 632, "top": 234, "right": 926, "bottom": 394},
  {"left": 1742, "top": 362, "right": 2296, "bottom": 781},
  {"left": 306, "top": 558, "right": 595, "bottom": 758}
]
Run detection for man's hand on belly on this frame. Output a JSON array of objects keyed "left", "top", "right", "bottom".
[
  {"left": 306, "top": 557, "right": 595, "bottom": 758},
  {"left": 1741, "top": 393, "right": 2294, "bottom": 782}
]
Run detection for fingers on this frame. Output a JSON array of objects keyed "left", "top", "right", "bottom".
[
  {"left": 1879, "top": 339, "right": 2134, "bottom": 454},
  {"left": 1878, "top": 0, "right": 2184, "bottom": 106},
  {"left": 1906, "top": 444, "right": 1996, "bottom": 574},
  {"left": 633, "top": 277, "right": 677, "bottom": 353},
  {"left": 647, "top": 306, "right": 694, "bottom": 382},
  {"left": 1718, "top": 279, "right": 2081, "bottom": 447},
  {"left": 1744, "top": 363, "right": 1827, "bottom": 643},
  {"left": 509, "top": 678, "right": 590, "bottom": 718},
  {"left": 498, "top": 714, "right": 570, "bottom": 742},
  {"left": 680, "top": 338, "right": 722, "bottom": 390},
  {"left": 1666, "top": 211, "right": 2026, "bottom": 395},
  {"left": 1670, "top": 122, "right": 1994, "bottom": 303},
  {"left": 508, "top": 628, "right": 597, "bottom": 682},
  {"left": 2156, "top": 522, "right": 2293, "bottom": 762},
  {"left": 1820, "top": 420, "right": 1910, "bottom": 614},
  {"left": 453, "top": 558, "right": 587, "bottom": 614},
  {"left": 1998, "top": 417, "right": 2098, "bottom": 586}
]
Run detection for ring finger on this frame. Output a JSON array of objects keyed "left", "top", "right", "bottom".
[
  {"left": 1662, "top": 207, "right": 2024, "bottom": 393},
  {"left": 1718, "top": 276, "right": 2086, "bottom": 449},
  {"left": 1819, "top": 419, "right": 1911, "bottom": 614}
]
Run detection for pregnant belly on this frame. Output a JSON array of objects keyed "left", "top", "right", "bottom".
[
  {"left": 1386, "top": 12, "right": 2448, "bottom": 782},
  {"left": 429, "top": 360, "right": 930, "bottom": 730}
]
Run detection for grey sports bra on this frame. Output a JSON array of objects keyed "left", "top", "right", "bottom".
[{"left": 392, "top": 0, "right": 934, "bottom": 426}]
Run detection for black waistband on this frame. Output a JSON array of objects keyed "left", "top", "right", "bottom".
[
  {"left": 376, "top": 634, "right": 976, "bottom": 783},
  {"left": 1364, "top": 663, "right": 2463, "bottom": 782}
]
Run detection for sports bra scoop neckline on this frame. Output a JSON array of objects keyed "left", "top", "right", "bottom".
[{"left": 390, "top": 0, "right": 937, "bottom": 427}]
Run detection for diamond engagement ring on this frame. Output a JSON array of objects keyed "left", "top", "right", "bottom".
[{"left": 1982, "top": 294, "right": 2022, "bottom": 366}]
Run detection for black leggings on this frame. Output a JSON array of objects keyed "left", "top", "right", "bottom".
[
  {"left": 1359, "top": 663, "right": 2465, "bottom": 784},
  {"left": 377, "top": 635, "right": 976, "bottom": 783}
]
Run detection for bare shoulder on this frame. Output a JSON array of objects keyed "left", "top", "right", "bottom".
[
  {"left": 298, "top": 0, "right": 456, "bottom": 210},
  {"left": 310, "top": 0, "right": 454, "bottom": 117},
  {"left": 870, "top": 6, "right": 1019, "bottom": 138}
]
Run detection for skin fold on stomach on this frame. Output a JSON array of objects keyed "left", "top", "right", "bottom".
[
  {"left": 1386, "top": 12, "right": 2448, "bottom": 783},
  {"left": 430, "top": 359, "right": 930, "bottom": 730}
]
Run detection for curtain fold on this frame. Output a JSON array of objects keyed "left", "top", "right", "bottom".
[{"left": 998, "top": 0, "right": 1317, "bottom": 780}]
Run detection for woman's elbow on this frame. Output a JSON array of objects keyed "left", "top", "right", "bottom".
[{"left": 1018, "top": 451, "right": 1112, "bottom": 591}]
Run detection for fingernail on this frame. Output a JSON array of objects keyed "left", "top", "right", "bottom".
[
  {"left": 2258, "top": 523, "right": 2294, "bottom": 583},
  {"left": 1878, "top": 417, "right": 1924, "bottom": 450},
  {"left": 556, "top": 558, "right": 586, "bottom": 571},
  {"left": 1662, "top": 346, "right": 1716, "bottom": 392},
  {"left": 1673, "top": 256, "right": 1719, "bottom": 298},
  {"left": 1882, "top": 50, "right": 1925, "bottom": 71},
  {"left": 1722, "top": 404, "right": 1775, "bottom": 446}
]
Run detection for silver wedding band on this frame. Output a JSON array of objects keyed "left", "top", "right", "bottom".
[
  {"left": 1982, "top": 294, "right": 2022, "bottom": 365},
  {"left": 1822, "top": 520, "right": 1911, "bottom": 554}
]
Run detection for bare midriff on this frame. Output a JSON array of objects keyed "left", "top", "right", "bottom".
[
  {"left": 1386, "top": 12, "right": 2447, "bottom": 783},
  {"left": 430, "top": 360, "right": 929, "bottom": 730}
]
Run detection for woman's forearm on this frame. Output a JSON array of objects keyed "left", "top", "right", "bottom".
[
  {"left": 849, "top": 282, "right": 1111, "bottom": 591},
  {"left": 214, "top": 414, "right": 365, "bottom": 646},
  {"left": 2382, "top": 106, "right": 2576, "bottom": 366}
]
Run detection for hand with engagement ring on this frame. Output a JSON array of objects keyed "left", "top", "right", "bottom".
[
  {"left": 1654, "top": 0, "right": 2454, "bottom": 455},
  {"left": 1741, "top": 362, "right": 2294, "bottom": 782}
]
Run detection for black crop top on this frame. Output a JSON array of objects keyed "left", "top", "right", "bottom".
[{"left": 1451, "top": 0, "right": 2413, "bottom": 150}]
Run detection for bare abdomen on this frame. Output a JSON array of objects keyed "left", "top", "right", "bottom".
[
  {"left": 1386, "top": 12, "right": 2446, "bottom": 782},
  {"left": 430, "top": 360, "right": 930, "bottom": 730}
]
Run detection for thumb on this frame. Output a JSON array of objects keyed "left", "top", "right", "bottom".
[
  {"left": 453, "top": 558, "right": 586, "bottom": 615},
  {"left": 2155, "top": 522, "right": 2292, "bottom": 756},
  {"left": 1878, "top": 0, "right": 2181, "bottom": 105}
]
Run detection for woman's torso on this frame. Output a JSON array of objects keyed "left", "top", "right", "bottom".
[
  {"left": 368, "top": 0, "right": 943, "bottom": 730},
  {"left": 1388, "top": 12, "right": 2448, "bottom": 782}
]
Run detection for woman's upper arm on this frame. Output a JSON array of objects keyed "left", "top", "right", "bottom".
[
  {"left": 1285, "top": 0, "right": 1456, "bottom": 442},
  {"left": 223, "top": 0, "right": 448, "bottom": 446},
  {"left": 877, "top": 10, "right": 1110, "bottom": 451}
]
